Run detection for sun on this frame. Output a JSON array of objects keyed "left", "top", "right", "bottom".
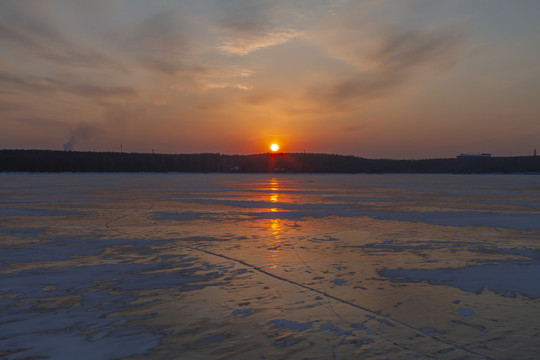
[{"left": 270, "top": 144, "right": 279, "bottom": 152}]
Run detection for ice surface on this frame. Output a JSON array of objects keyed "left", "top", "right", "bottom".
[
  {"left": 1, "top": 173, "right": 539, "bottom": 359},
  {"left": 268, "top": 319, "right": 313, "bottom": 331},
  {"left": 458, "top": 307, "right": 475, "bottom": 317},
  {"left": 379, "top": 261, "right": 540, "bottom": 298},
  {"left": 232, "top": 308, "right": 253, "bottom": 316},
  {"left": 320, "top": 321, "right": 352, "bottom": 335}
]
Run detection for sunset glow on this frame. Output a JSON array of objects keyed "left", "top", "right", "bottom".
[
  {"left": 271, "top": 144, "right": 279, "bottom": 152},
  {"left": 1, "top": 2, "right": 539, "bottom": 158}
]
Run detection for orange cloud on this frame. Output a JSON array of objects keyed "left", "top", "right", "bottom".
[{"left": 219, "top": 30, "right": 301, "bottom": 55}]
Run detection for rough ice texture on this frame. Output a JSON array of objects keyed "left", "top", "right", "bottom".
[
  {"left": 232, "top": 308, "right": 253, "bottom": 317},
  {"left": 268, "top": 319, "right": 313, "bottom": 331},
  {"left": 1, "top": 173, "right": 539, "bottom": 359},
  {"left": 458, "top": 307, "right": 475, "bottom": 317},
  {"left": 320, "top": 321, "right": 352, "bottom": 335},
  {"left": 152, "top": 200, "right": 540, "bottom": 230},
  {"left": 380, "top": 261, "right": 540, "bottom": 298}
]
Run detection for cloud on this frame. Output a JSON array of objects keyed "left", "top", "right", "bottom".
[
  {"left": 14, "top": 116, "right": 69, "bottom": 129},
  {"left": 219, "top": 30, "right": 301, "bottom": 55},
  {"left": 196, "top": 66, "right": 256, "bottom": 93},
  {"left": 0, "top": 22, "right": 38, "bottom": 47},
  {"left": 0, "top": 72, "right": 48, "bottom": 92},
  {"left": 0, "top": 100, "right": 23, "bottom": 113},
  {"left": 308, "top": 25, "right": 468, "bottom": 108},
  {"left": 0, "top": 20, "right": 121, "bottom": 70},
  {"left": 243, "top": 91, "right": 283, "bottom": 105},
  {"left": 0, "top": 71, "right": 136, "bottom": 100},
  {"left": 369, "top": 27, "right": 466, "bottom": 71},
  {"left": 206, "top": 82, "right": 250, "bottom": 90},
  {"left": 215, "top": 0, "right": 306, "bottom": 55},
  {"left": 114, "top": 11, "right": 207, "bottom": 77},
  {"left": 64, "top": 83, "right": 137, "bottom": 99},
  {"left": 215, "top": 0, "right": 278, "bottom": 34}
]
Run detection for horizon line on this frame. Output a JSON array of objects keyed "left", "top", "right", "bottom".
[{"left": 2, "top": 148, "right": 536, "bottom": 161}]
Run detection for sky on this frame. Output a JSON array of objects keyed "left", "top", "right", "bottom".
[{"left": 1, "top": 0, "right": 539, "bottom": 159}]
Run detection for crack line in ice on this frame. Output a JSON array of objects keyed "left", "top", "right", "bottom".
[
  {"left": 188, "top": 245, "right": 496, "bottom": 360},
  {"left": 333, "top": 334, "right": 349, "bottom": 360},
  {"left": 103, "top": 209, "right": 495, "bottom": 359}
]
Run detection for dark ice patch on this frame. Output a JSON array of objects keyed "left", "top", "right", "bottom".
[
  {"left": 320, "top": 322, "right": 352, "bottom": 335},
  {"left": 199, "top": 333, "right": 232, "bottom": 343},
  {"left": 274, "top": 338, "right": 302, "bottom": 347},
  {"left": 232, "top": 308, "right": 253, "bottom": 317}
]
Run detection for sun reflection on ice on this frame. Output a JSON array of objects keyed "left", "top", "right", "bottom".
[
  {"left": 268, "top": 178, "right": 280, "bottom": 212},
  {"left": 265, "top": 178, "right": 285, "bottom": 259},
  {"left": 269, "top": 218, "right": 282, "bottom": 236},
  {"left": 269, "top": 178, "right": 279, "bottom": 192},
  {"left": 266, "top": 219, "right": 284, "bottom": 259}
]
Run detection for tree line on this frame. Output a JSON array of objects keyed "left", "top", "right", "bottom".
[{"left": 1, "top": 150, "right": 539, "bottom": 173}]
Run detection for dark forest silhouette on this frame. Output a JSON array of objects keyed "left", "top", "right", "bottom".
[{"left": 1, "top": 150, "right": 539, "bottom": 173}]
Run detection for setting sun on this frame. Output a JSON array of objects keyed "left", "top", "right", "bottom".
[{"left": 271, "top": 144, "right": 279, "bottom": 152}]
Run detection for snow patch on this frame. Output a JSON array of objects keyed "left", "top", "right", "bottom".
[{"left": 380, "top": 261, "right": 540, "bottom": 298}]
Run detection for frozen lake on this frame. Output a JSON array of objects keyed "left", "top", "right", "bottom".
[{"left": 1, "top": 173, "right": 540, "bottom": 359}]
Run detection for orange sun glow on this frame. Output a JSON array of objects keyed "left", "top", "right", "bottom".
[{"left": 271, "top": 144, "right": 279, "bottom": 152}]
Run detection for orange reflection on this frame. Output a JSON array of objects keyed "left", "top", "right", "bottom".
[
  {"left": 267, "top": 178, "right": 284, "bottom": 259},
  {"left": 269, "top": 178, "right": 279, "bottom": 191},
  {"left": 267, "top": 218, "right": 283, "bottom": 259},
  {"left": 268, "top": 177, "right": 280, "bottom": 212},
  {"left": 270, "top": 218, "right": 282, "bottom": 235}
]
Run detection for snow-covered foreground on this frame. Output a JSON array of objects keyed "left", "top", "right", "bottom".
[{"left": 1, "top": 173, "right": 539, "bottom": 359}]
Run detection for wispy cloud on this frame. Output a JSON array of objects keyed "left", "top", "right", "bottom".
[
  {"left": 0, "top": 21, "right": 121, "bottom": 70},
  {"left": 114, "top": 11, "right": 206, "bottom": 77},
  {"left": 369, "top": 26, "right": 466, "bottom": 71},
  {"left": 206, "top": 82, "right": 250, "bottom": 90},
  {"left": 243, "top": 90, "right": 283, "bottom": 105},
  {"left": 215, "top": 0, "right": 306, "bottom": 55},
  {"left": 0, "top": 100, "right": 23, "bottom": 113},
  {"left": 219, "top": 30, "right": 301, "bottom": 55},
  {"left": 307, "top": 25, "right": 468, "bottom": 108},
  {"left": 215, "top": 0, "right": 279, "bottom": 34},
  {"left": 0, "top": 71, "right": 136, "bottom": 100}
]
